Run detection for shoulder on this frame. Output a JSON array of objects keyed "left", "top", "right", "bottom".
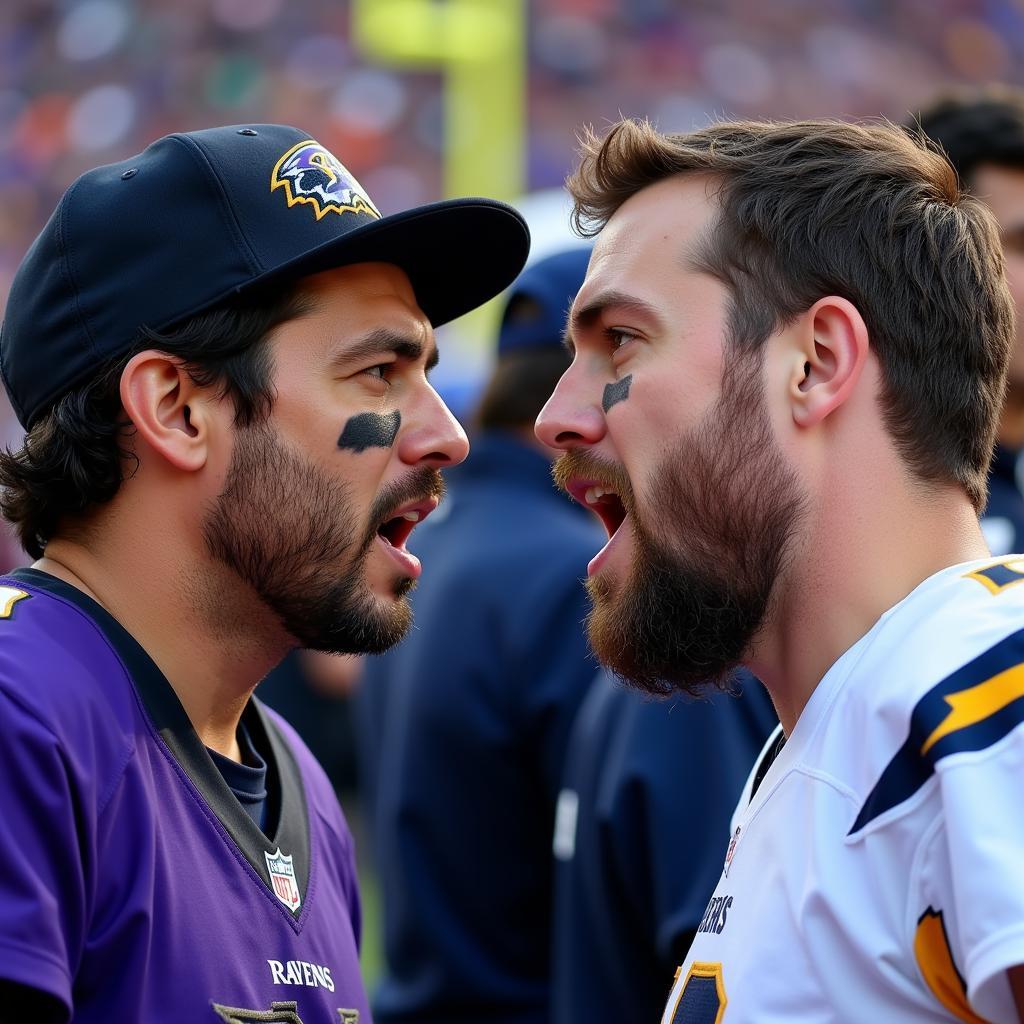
[
  {"left": 824, "top": 558, "right": 1024, "bottom": 835},
  {"left": 851, "top": 557, "right": 1024, "bottom": 748},
  {"left": 0, "top": 574, "right": 139, "bottom": 738},
  {"left": 0, "top": 577, "right": 139, "bottom": 847}
]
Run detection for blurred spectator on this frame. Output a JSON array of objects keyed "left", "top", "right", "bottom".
[
  {"left": 257, "top": 650, "right": 363, "bottom": 797},
  {"left": 913, "top": 87, "right": 1024, "bottom": 554},
  {"left": 7, "top": 0, "right": 1024, "bottom": 322},
  {"left": 550, "top": 671, "right": 777, "bottom": 1024},
  {"left": 356, "top": 247, "right": 603, "bottom": 1024}
]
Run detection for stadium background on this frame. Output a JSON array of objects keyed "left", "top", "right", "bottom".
[{"left": 4, "top": 0, "right": 1024, "bottom": 986}]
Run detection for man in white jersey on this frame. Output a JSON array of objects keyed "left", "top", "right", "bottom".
[{"left": 536, "top": 117, "right": 1024, "bottom": 1022}]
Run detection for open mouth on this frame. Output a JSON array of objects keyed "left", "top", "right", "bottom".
[
  {"left": 376, "top": 498, "right": 438, "bottom": 551},
  {"left": 567, "top": 480, "right": 628, "bottom": 540}
]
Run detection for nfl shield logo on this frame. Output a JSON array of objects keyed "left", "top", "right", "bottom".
[
  {"left": 723, "top": 826, "right": 741, "bottom": 877},
  {"left": 265, "top": 848, "right": 302, "bottom": 912}
]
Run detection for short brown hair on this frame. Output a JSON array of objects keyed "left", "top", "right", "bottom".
[{"left": 567, "top": 118, "right": 1015, "bottom": 511}]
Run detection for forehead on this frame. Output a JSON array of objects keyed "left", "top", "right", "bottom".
[
  {"left": 578, "top": 174, "right": 721, "bottom": 307},
  {"left": 292, "top": 262, "right": 432, "bottom": 352}
]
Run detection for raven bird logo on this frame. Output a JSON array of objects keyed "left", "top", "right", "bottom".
[{"left": 271, "top": 141, "right": 380, "bottom": 221}]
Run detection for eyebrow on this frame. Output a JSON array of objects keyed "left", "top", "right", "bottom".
[
  {"left": 564, "top": 290, "right": 664, "bottom": 355},
  {"left": 334, "top": 328, "right": 439, "bottom": 372}
]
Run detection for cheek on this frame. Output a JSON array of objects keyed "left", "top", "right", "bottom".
[
  {"left": 332, "top": 446, "right": 391, "bottom": 523},
  {"left": 605, "top": 375, "right": 675, "bottom": 481},
  {"left": 616, "top": 368, "right": 709, "bottom": 441},
  {"left": 602, "top": 374, "right": 633, "bottom": 413},
  {"left": 337, "top": 410, "right": 401, "bottom": 453}
]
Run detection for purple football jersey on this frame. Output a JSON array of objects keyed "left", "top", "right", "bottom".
[{"left": 0, "top": 568, "right": 371, "bottom": 1024}]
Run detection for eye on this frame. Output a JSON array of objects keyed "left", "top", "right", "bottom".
[
  {"left": 605, "top": 327, "right": 640, "bottom": 352},
  {"left": 361, "top": 364, "right": 393, "bottom": 384}
]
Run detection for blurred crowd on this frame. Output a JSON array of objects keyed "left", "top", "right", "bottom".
[{"left": 6, "top": 0, "right": 1024, "bottom": 332}]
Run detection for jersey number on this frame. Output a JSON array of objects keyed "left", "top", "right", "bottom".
[
  {"left": 666, "top": 962, "right": 727, "bottom": 1024},
  {"left": 212, "top": 1002, "right": 358, "bottom": 1023}
]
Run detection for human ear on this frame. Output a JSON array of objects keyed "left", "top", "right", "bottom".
[
  {"left": 119, "top": 351, "right": 213, "bottom": 472},
  {"left": 789, "top": 296, "right": 869, "bottom": 429}
]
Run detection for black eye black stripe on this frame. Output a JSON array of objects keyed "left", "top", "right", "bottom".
[
  {"left": 338, "top": 411, "right": 401, "bottom": 452},
  {"left": 602, "top": 375, "right": 632, "bottom": 413}
]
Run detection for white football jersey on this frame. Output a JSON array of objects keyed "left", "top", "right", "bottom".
[{"left": 661, "top": 557, "right": 1024, "bottom": 1024}]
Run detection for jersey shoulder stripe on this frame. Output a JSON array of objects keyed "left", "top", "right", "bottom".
[
  {"left": 850, "top": 625, "right": 1024, "bottom": 834},
  {"left": 962, "top": 558, "right": 1024, "bottom": 595},
  {"left": 0, "top": 585, "right": 30, "bottom": 619}
]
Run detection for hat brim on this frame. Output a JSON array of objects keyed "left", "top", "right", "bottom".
[{"left": 243, "top": 197, "right": 531, "bottom": 328}]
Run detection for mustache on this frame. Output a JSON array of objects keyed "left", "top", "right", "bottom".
[
  {"left": 551, "top": 449, "right": 636, "bottom": 514},
  {"left": 361, "top": 466, "right": 446, "bottom": 549}
]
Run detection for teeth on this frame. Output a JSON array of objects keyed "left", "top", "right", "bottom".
[
  {"left": 402, "top": 511, "right": 421, "bottom": 522},
  {"left": 584, "top": 486, "right": 616, "bottom": 505}
]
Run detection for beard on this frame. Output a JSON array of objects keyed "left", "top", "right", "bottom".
[
  {"left": 202, "top": 420, "right": 442, "bottom": 655},
  {"left": 555, "top": 351, "right": 806, "bottom": 698}
]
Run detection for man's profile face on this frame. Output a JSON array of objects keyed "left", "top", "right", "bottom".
[
  {"left": 972, "top": 163, "right": 1024, "bottom": 441},
  {"left": 203, "top": 263, "right": 468, "bottom": 653},
  {"left": 537, "top": 176, "right": 805, "bottom": 695}
]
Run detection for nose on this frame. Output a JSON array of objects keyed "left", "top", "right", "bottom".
[
  {"left": 397, "top": 384, "right": 470, "bottom": 468},
  {"left": 535, "top": 363, "right": 606, "bottom": 451}
]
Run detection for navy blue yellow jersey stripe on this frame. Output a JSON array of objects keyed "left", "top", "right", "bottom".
[
  {"left": 850, "top": 626, "right": 1024, "bottom": 834},
  {"left": 962, "top": 558, "right": 1024, "bottom": 595},
  {"left": 665, "top": 962, "right": 727, "bottom": 1024}
]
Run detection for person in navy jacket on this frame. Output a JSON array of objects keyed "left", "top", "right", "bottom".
[{"left": 550, "top": 670, "right": 776, "bottom": 1024}]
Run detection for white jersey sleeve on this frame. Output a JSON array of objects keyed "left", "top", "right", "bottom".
[{"left": 913, "top": 702, "right": 1024, "bottom": 1021}]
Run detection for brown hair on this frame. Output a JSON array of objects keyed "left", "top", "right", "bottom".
[{"left": 567, "top": 118, "right": 1015, "bottom": 511}]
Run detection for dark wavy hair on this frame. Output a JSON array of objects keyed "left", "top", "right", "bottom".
[
  {"left": 567, "top": 117, "right": 1015, "bottom": 511},
  {"left": 911, "top": 86, "right": 1024, "bottom": 186},
  {"left": 0, "top": 284, "right": 308, "bottom": 558}
]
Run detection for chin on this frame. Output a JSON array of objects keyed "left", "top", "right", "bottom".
[{"left": 369, "top": 574, "right": 416, "bottom": 602}]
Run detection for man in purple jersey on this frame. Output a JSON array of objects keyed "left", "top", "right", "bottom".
[{"left": 0, "top": 124, "right": 528, "bottom": 1022}]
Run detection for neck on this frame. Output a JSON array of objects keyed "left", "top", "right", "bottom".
[
  {"left": 36, "top": 534, "right": 292, "bottom": 759},
  {"left": 747, "top": 480, "right": 988, "bottom": 736}
]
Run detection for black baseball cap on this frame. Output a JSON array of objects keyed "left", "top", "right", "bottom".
[{"left": 1, "top": 123, "right": 531, "bottom": 428}]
